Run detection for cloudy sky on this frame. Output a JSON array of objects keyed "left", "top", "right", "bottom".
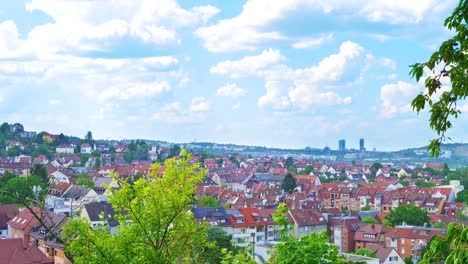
[{"left": 0, "top": 0, "right": 466, "bottom": 151}]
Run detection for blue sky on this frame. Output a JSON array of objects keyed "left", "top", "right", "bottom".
[{"left": 0, "top": 0, "right": 466, "bottom": 151}]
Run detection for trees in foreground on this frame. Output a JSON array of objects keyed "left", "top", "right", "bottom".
[
  {"left": 410, "top": 0, "right": 467, "bottom": 157},
  {"left": 63, "top": 150, "right": 248, "bottom": 264},
  {"left": 419, "top": 222, "right": 467, "bottom": 264}
]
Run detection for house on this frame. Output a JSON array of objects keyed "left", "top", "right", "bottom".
[
  {"left": 56, "top": 144, "right": 74, "bottom": 155},
  {"left": 19, "top": 131, "right": 37, "bottom": 138},
  {"left": 7, "top": 207, "right": 41, "bottom": 244},
  {"left": 287, "top": 208, "right": 327, "bottom": 238},
  {"left": 33, "top": 155, "right": 49, "bottom": 165},
  {"left": 384, "top": 225, "right": 445, "bottom": 262},
  {"left": 94, "top": 143, "right": 109, "bottom": 152},
  {"left": 366, "top": 244, "right": 405, "bottom": 264},
  {"left": 421, "top": 163, "right": 445, "bottom": 170},
  {"left": 49, "top": 171, "right": 70, "bottom": 184},
  {"left": 0, "top": 238, "right": 53, "bottom": 264},
  {"left": 42, "top": 132, "right": 59, "bottom": 143},
  {"left": 0, "top": 204, "right": 19, "bottom": 238},
  {"left": 81, "top": 202, "right": 119, "bottom": 234},
  {"left": 80, "top": 143, "right": 93, "bottom": 154},
  {"left": 354, "top": 224, "right": 388, "bottom": 250},
  {"left": 29, "top": 212, "right": 70, "bottom": 264},
  {"left": 225, "top": 208, "right": 268, "bottom": 246},
  {"left": 46, "top": 185, "right": 99, "bottom": 216},
  {"left": 6, "top": 141, "right": 25, "bottom": 151},
  {"left": 328, "top": 216, "right": 362, "bottom": 253},
  {"left": 192, "top": 207, "right": 230, "bottom": 228}
]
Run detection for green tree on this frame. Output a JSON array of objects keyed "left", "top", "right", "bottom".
[
  {"left": 415, "top": 181, "right": 436, "bottom": 188},
  {"left": 94, "top": 157, "right": 101, "bottom": 169},
  {"left": 361, "top": 216, "right": 378, "bottom": 225},
  {"left": 201, "top": 226, "right": 242, "bottom": 264},
  {"left": 63, "top": 150, "right": 211, "bottom": 264},
  {"left": 299, "top": 165, "right": 314, "bottom": 175},
  {"left": 197, "top": 195, "right": 220, "bottom": 208},
  {"left": 455, "top": 189, "right": 468, "bottom": 204},
  {"left": 32, "top": 144, "right": 53, "bottom": 160},
  {"left": 75, "top": 173, "right": 95, "bottom": 190},
  {"left": 419, "top": 222, "right": 467, "bottom": 264},
  {"left": 281, "top": 173, "right": 297, "bottom": 194},
  {"left": 0, "top": 175, "right": 47, "bottom": 204},
  {"left": 268, "top": 203, "right": 350, "bottom": 264},
  {"left": 354, "top": 248, "right": 377, "bottom": 258},
  {"left": 30, "top": 164, "right": 48, "bottom": 184},
  {"left": 409, "top": 0, "right": 467, "bottom": 157},
  {"left": 360, "top": 205, "right": 371, "bottom": 211},
  {"left": 385, "top": 204, "right": 430, "bottom": 227},
  {"left": 169, "top": 144, "right": 181, "bottom": 158},
  {"left": 85, "top": 131, "right": 93, "bottom": 144},
  {"left": 285, "top": 157, "right": 294, "bottom": 169},
  {"left": 7, "top": 145, "right": 21, "bottom": 157}
]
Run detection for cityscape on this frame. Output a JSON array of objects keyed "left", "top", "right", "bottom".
[{"left": 0, "top": 0, "right": 467, "bottom": 264}]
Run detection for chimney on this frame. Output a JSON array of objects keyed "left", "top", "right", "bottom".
[{"left": 402, "top": 221, "right": 406, "bottom": 226}]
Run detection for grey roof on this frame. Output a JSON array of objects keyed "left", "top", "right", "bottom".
[
  {"left": 83, "top": 202, "right": 119, "bottom": 227},
  {"left": 62, "top": 185, "right": 91, "bottom": 199},
  {"left": 192, "top": 207, "right": 227, "bottom": 219}
]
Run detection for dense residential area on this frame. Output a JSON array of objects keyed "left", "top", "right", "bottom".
[{"left": 0, "top": 122, "right": 466, "bottom": 264}]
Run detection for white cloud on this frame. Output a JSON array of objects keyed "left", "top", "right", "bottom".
[
  {"left": 153, "top": 98, "right": 209, "bottom": 124},
  {"left": 210, "top": 49, "right": 283, "bottom": 78},
  {"left": 48, "top": 99, "right": 61, "bottom": 105},
  {"left": 196, "top": 0, "right": 443, "bottom": 52},
  {"left": 292, "top": 33, "right": 333, "bottom": 49},
  {"left": 216, "top": 83, "right": 248, "bottom": 98},
  {"left": 0, "top": 0, "right": 219, "bottom": 58},
  {"left": 232, "top": 102, "right": 241, "bottom": 110},
  {"left": 458, "top": 104, "right": 468, "bottom": 113},
  {"left": 379, "top": 81, "right": 419, "bottom": 118},
  {"left": 190, "top": 97, "right": 210, "bottom": 112},
  {"left": 97, "top": 81, "right": 171, "bottom": 101}
]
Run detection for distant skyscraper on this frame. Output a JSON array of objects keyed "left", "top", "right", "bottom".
[
  {"left": 339, "top": 139, "right": 346, "bottom": 151},
  {"left": 359, "top": 138, "right": 365, "bottom": 151}
]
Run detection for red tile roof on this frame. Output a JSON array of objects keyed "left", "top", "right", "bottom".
[{"left": 0, "top": 238, "right": 52, "bottom": 264}]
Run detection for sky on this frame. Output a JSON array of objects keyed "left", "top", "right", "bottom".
[{"left": 0, "top": 0, "right": 466, "bottom": 151}]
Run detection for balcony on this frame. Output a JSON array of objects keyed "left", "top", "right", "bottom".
[{"left": 413, "top": 244, "right": 423, "bottom": 250}]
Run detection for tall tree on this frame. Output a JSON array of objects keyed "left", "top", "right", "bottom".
[
  {"left": 30, "top": 164, "right": 49, "bottom": 184},
  {"left": 281, "top": 173, "right": 297, "bottom": 194},
  {"left": 385, "top": 204, "right": 430, "bottom": 227},
  {"left": 63, "top": 149, "right": 211, "bottom": 263},
  {"left": 419, "top": 222, "right": 467, "bottom": 264},
  {"left": 85, "top": 131, "right": 93, "bottom": 143},
  {"left": 285, "top": 157, "right": 294, "bottom": 169},
  {"left": 410, "top": 0, "right": 467, "bottom": 157}
]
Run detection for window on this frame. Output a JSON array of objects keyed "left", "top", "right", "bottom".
[
  {"left": 389, "top": 256, "right": 399, "bottom": 262},
  {"left": 402, "top": 238, "right": 405, "bottom": 244},
  {"left": 401, "top": 248, "right": 405, "bottom": 254}
]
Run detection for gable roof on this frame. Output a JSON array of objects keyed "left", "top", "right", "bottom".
[
  {"left": 0, "top": 238, "right": 52, "bottom": 264},
  {"left": 83, "top": 202, "right": 119, "bottom": 227},
  {"left": 7, "top": 207, "right": 40, "bottom": 231},
  {"left": 0, "top": 204, "right": 19, "bottom": 230}
]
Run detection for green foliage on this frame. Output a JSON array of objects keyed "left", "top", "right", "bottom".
[
  {"left": 0, "top": 175, "right": 47, "bottom": 204},
  {"left": 433, "top": 222, "right": 447, "bottom": 228},
  {"left": 220, "top": 247, "right": 256, "bottom": 264},
  {"left": 360, "top": 205, "right": 371, "bottom": 212},
  {"left": 284, "top": 157, "right": 294, "bottom": 169},
  {"left": 419, "top": 223, "right": 468, "bottom": 264},
  {"left": 443, "top": 168, "right": 468, "bottom": 189},
  {"left": 7, "top": 145, "right": 21, "bottom": 157},
  {"left": 75, "top": 173, "right": 95, "bottom": 190},
  {"left": 298, "top": 165, "right": 313, "bottom": 175},
  {"left": 361, "top": 216, "right": 378, "bottom": 225},
  {"left": 455, "top": 189, "right": 468, "bottom": 204},
  {"left": 269, "top": 203, "right": 349, "bottom": 264},
  {"left": 197, "top": 195, "right": 220, "bottom": 208},
  {"left": 94, "top": 158, "right": 101, "bottom": 168},
  {"left": 385, "top": 204, "right": 430, "bottom": 227},
  {"left": 415, "top": 180, "right": 436, "bottom": 188},
  {"left": 30, "top": 164, "right": 48, "bottom": 184},
  {"left": 409, "top": 0, "right": 468, "bottom": 157},
  {"left": 63, "top": 150, "right": 211, "bottom": 264},
  {"left": 354, "top": 248, "right": 377, "bottom": 258},
  {"left": 403, "top": 257, "right": 413, "bottom": 264},
  {"left": 169, "top": 144, "right": 181, "bottom": 158},
  {"left": 201, "top": 226, "right": 242, "bottom": 264},
  {"left": 281, "top": 173, "right": 297, "bottom": 194}
]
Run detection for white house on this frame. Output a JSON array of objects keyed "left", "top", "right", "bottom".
[
  {"left": 56, "top": 144, "right": 75, "bottom": 154},
  {"left": 80, "top": 143, "right": 93, "bottom": 154}
]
